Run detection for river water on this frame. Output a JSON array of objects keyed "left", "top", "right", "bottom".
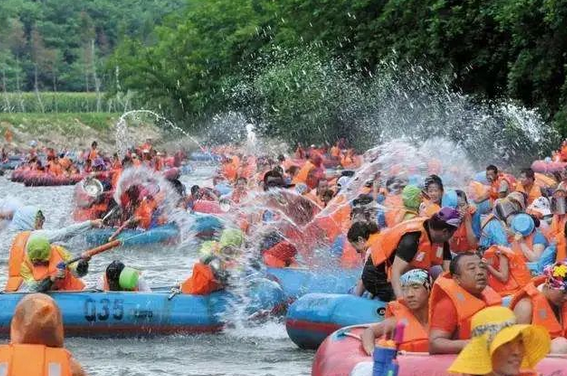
[{"left": 0, "top": 166, "right": 313, "bottom": 375}]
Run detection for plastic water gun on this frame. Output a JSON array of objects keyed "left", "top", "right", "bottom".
[{"left": 373, "top": 322, "right": 406, "bottom": 376}]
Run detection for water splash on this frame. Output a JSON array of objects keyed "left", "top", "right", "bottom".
[{"left": 115, "top": 110, "right": 206, "bottom": 157}]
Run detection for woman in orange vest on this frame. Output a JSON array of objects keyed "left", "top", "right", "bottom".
[
  {"left": 483, "top": 245, "right": 532, "bottom": 296},
  {"left": 419, "top": 175, "right": 443, "bottom": 217},
  {"left": 429, "top": 252, "right": 502, "bottom": 354},
  {"left": 385, "top": 185, "right": 421, "bottom": 228},
  {"left": 509, "top": 213, "right": 548, "bottom": 262},
  {"left": 11, "top": 236, "right": 87, "bottom": 293},
  {"left": 361, "top": 269, "right": 431, "bottom": 354},
  {"left": 511, "top": 261, "right": 567, "bottom": 354},
  {"left": 0, "top": 293, "right": 86, "bottom": 375}
]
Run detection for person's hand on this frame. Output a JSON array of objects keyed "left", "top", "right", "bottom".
[
  {"left": 482, "top": 257, "right": 493, "bottom": 266},
  {"left": 90, "top": 219, "right": 103, "bottom": 228},
  {"left": 363, "top": 341, "right": 374, "bottom": 356}
]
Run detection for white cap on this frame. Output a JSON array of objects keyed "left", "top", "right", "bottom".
[{"left": 528, "top": 196, "right": 552, "bottom": 217}]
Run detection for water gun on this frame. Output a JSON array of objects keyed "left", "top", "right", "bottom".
[{"left": 372, "top": 322, "right": 406, "bottom": 376}]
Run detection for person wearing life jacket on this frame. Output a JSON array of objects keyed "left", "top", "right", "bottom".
[
  {"left": 382, "top": 177, "right": 407, "bottom": 228},
  {"left": 449, "top": 190, "right": 480, "bottom": 253},
  {"left": 180, "top": 254, "right": 229, "bottom": 295},
  {"left": 97, "top": 260, "right": 151, "bottom": 292},
  {"left": 429, "top": 252, "right": 502, "bottom": 354},
  {"left": 509, "top": 213, "right": 548, "bottom": 263},
  {"left": 516, "top": 168, "right": 543, "bottom": 206},
  {"left": 361, "top": 269, "right": 431, "bottom": 354},
  {"left": 511, "top": 261, "right": 567, "bottom": 354},
  {"left": 486, "top": 165, "right": 514, "bottom": 201},
  {"left": 0, "top": 293, "right": 87, "bottom": 375},
  {"left": 9, "top": 236, "right": 87, "bottom": 293},
  {"left": 527, "top": 196, "right": 553, "bottom": 240},
  {"left": 88, "top": 140, "right": 99, "bottom": 161},
  {"left": 479, "top": 198, "right": 518, "bottom": 248},
  {"left": 419, "top": 175, "right": 443, "bottom": 217},
  {"left": 386, "top": 185, "right": 421, "bottom": 227},
  {"left": 366, "top": 208, "right": 461, "bottom": 301},
  {"left": 448, "top": 306, "right": 551, "bottom": 376},
  {"left": 482, "top": 245, "right": 533, "bottom": 296},
  {"left": 345, "top": 221, "right": 381, "bottom": 295},
  {"left": 550, "top": 189, "right": 567, "bottom": 261}
]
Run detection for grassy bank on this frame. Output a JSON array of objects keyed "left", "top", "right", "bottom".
[
  {"left": 0, "top": 112, "right": 120, "bottom": 133},
  {"left": 0, "top": 92, "right": 140, "bottom": 113}
]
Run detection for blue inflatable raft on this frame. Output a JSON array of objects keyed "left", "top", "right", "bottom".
[
  {"left": 85, "top": 224, "right": 180, "bottom": 247},
  {"left": 0, "top": 280, "right": 285, "bottom": 338},
  {"left": 285, "top": 293, "right": 386, "bottom": 349},
  {"left": 265, "top": 267, "right": 360, "bottom": 300},
  {"left": 189, "top": 152, "right": 220, "bottom": 162}
]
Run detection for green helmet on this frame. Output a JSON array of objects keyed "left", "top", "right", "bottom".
[
  {"left": 402, "top": 185, "right": 422, "bottom": 211},
  {"left": 119, "top": 267, "right": 140, "bottom": 290},
  {"left": 26, "top": 236, "right": 51, "bottom": 262},
  {"left": 219, "top": 228, "right": 244, "bottom": 249}
]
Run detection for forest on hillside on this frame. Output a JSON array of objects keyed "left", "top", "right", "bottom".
[{"left": 1, "top": 0, "right": 567, "bottom": 147}]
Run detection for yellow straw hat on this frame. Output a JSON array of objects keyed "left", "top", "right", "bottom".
[{"left": 448, "top": 306, "right": 550, "bottom": 375}]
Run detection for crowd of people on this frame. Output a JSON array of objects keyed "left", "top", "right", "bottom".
[{"left": 3, "top": 136, "right": 567, "bottom": 375}]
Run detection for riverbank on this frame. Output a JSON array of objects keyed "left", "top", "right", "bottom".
[{"left": 0, "top": 112, "right": 163, "bottom": 151}]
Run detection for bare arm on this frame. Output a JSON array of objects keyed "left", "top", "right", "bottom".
[
  {"left": 361, "top": 318, "right": 397, "bottom": 355},
  {"left": 486, "top": 254, "right": 509, "bottom": 283},
  {"left": 513, "top": 298, "right": 533, "bottom": 324},
  {"left": 390, "top": 256, "right": 410, "bottom": 299},
  {"left": 429, "top": 329, "right": 469, "bottom": 354},
  {"left": 518, "top": 240, "right": 544, "bottom": 262},
  {"left": 442, "top": 259, "right": 451, "bottom": 272},
  {"left": 353, "top": 279, "right": 365, "bottom": 297}
]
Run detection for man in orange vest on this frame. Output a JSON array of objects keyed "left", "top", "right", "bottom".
[
  {"left": 486, "top": 165, "right": 513, "bottom": 200},
  {"left": 180, "top": 255, "right": 228, "bottom": 295},
  {"left": 365, "top": 208, "right": 461, "bottom": 301},
  {"left": 511, "top": 260, "right": 567, "bottom": 354},
  {"left": 6, "top": 236, "right": 87, "bottom": 292},
  {"left": 516, "top": 168, "right": 543, "bottom": 206},
  {"left": 0, "top": 293, "right": 86, "bottom": 375},
  {"left": 361, "top": 268, "right": 431, "bottom": 354},
  {"left": 429, "top": 252, "right": 502, "bottom": 354}
]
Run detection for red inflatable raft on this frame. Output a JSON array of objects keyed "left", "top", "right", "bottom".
[
  {"left": 11, "top": 170, "right": 83, "bottom": 186},
  {"left": 532, "top": 160, "right": 567, "bottom": 174},
  {"left": 312, "top": 325, "right": 567, "bottom": 376}
]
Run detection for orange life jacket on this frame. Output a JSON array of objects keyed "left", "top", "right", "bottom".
[
  {"left": 385, "top": 300, "right": 429, "bottom": 352},
  {"left": 450, "top": 208, "right": 478, "bottom": 253},
  {"left": 0, "top": 344, "right": 72, "bottom": 376},
  {"left": 370, "top": 218, "right": 445, "bottom": 272},
  {"left": 180, "top": 262, "right": 221, "bottom": 295},
  {"left": 510, "top": 232, "right": 535, "bottom": 263},
  {"left": 386, "top": 208, "right": 418, "bottom": 228},
  {"left": 490, "top": 174, "right": 514, "bottom": 200},
  {"left": 134, "top": 198, "right": 157, "bottom": 229},
  {"left": 550, "top": 215, "right": 567, "bottom": 262},
  {"left": 516, "top": 183, "right": 542, "bottom": 206},
  {"left": 5, "top": 232, "right": 31, "bottom": 292},
  {"left": 102, "top": 275, "right": 139, "bottom": 292},
  {"left": 292, "top": 161, "right": 314, "bottom": 185},
  {"left": 510, "top": 276, "right": 567, "bottom": 338},
  {"left": 88, "top": 149, "right": 98, "bottom": 161},
  {"left": 384, "top": 194, "right": 404, "bottom": 228},
  {"left": 23, "top": 246, "right": 85, "bottom": 291},
  {"left": 419, "top": 200, "right": 440, "bottom": 218},
  {"left": 484, "top": 245, "right": 532, "bottom": 296},
  {"left": 429, "top": 273, "right": 502, "bottom": 339}
]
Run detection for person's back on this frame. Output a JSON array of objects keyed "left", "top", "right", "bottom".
[{"left": 0, "top": 293, "right": 86, "bottom": 375}]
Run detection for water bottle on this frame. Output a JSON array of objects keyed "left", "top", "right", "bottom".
[{"left": 372, "top": 342, "right": 396, "bottom": 376}]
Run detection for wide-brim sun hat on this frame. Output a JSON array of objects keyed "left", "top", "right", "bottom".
[{"left": 448, "top": 307, "right": 550, "bottom": 375}]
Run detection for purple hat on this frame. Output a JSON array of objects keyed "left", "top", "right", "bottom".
[{"left": 434, "top": 207, "right": 462, "bottom": 228}]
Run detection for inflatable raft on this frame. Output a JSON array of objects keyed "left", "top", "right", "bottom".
[
  {"left": 532, "top": 159, "right": 567, "bottom": 174},
  {"left": 85, "top": 223, "right": 180, "bottom": 247},
  {"left": 286, "top": 293, "right": 386, "bottom": 349},
  {"left": 189, "top": 152, "right": 220, "bottom": 162},
  {"left": 11, "top": 170, "right": 83, "bottom": 186},
  {"left": 312, "top": 325, "right": 566, "bottom": 376},
  {"left": 265, "top": 268, "right": 360, "bottom": 300},
  {"left": 0, "top": 280, "right": 285, "bottom": 338}
]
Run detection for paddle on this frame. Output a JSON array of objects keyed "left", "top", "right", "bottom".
[
  {"left": 108, "top": 217, "right": 134, "bottom": 241},
  {"left": 64, "top": 239, "right": 123, "bottom": 266}
]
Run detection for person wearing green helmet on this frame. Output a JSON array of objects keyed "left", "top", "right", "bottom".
[
  {"left": 12, "top": 236, "right": 88, "bottom": 292},
  {"left": 97, "top": 260, "right": 151, "bottom": 292}
]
